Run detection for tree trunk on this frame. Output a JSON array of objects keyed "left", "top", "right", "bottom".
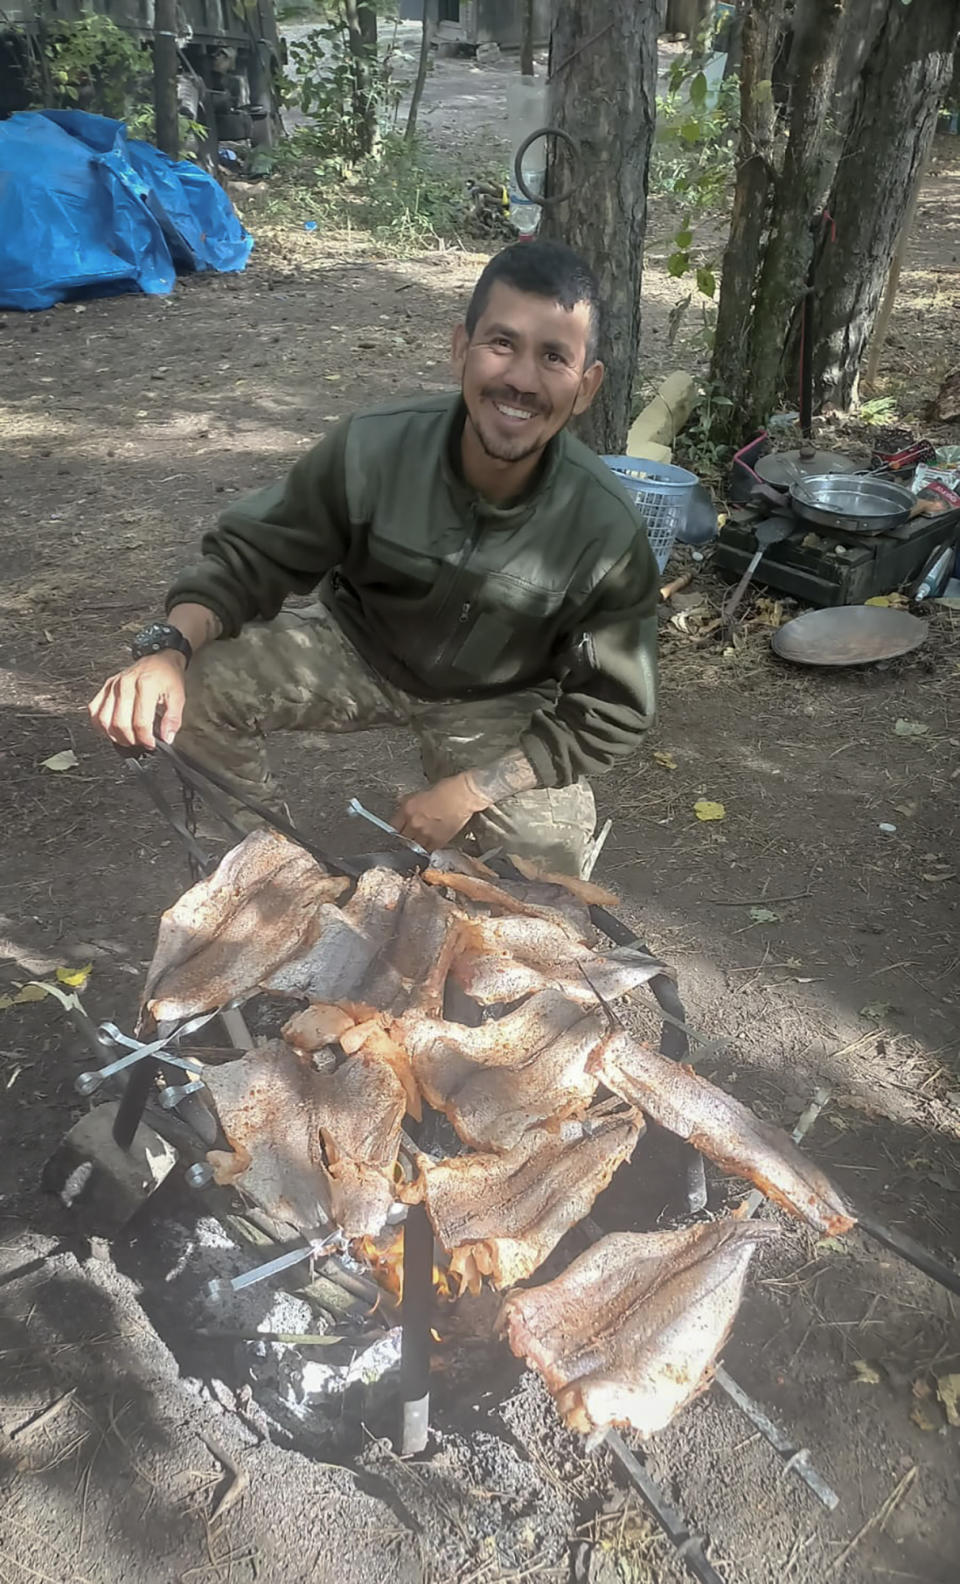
[
  {"left": 745, "top": 0, "right": 846, "bottom": 427},
  {"left": 344, "top": 0, "right": 378, "bottom": 161},
  {"left": 406, "top": 0, "right": 433, "bottom": 140},
  {"left": 153, "top": 0, "right": 180, "bottom": 158},
  {"left": 809, "top": 0, "right": 960, "bottom": 409},
  {"left": 711, "top": 0, "right": 786, "bottom": 422},
  {"left": 520, "top": 0, "right": 535, "bottom": 77},
  {"left": 539, "top": 1, "right": 659, "bottom": 454}
]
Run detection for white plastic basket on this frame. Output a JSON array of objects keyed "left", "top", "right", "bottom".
[{"left": 603, "top": 456, "right": 698, "bottom": 572}]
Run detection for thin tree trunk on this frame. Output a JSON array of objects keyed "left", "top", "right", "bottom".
[
  {"left": 810, "top": 0, "right": 960, "bottom": 409},
  {"left": 539, "top": 1, "right": 659, "bottom": 454},
  {"left": 863, "top": 150, "right": 929, "bottom": 391},
  {"left": 153, "top": 0, "right": 180, "bottom": 158},
  {"left": 406, "top": 0, "right": 433, "bottom": 140},
  {"left": 711, "top": 0, "right": 786, "bottom": 422},
  {"left": 520, "top": 0, "right": 535, "bottom": 77},
  {"left": 344, "top": 0, "right": 378, "bottom": 160},
  {"left": 746, "top": 0, "right": 846, "bottom": 427}
]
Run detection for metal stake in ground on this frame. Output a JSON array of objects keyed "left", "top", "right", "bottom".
[{"left": 399, "top": 1201, "right": 434, "bottom": 1456}]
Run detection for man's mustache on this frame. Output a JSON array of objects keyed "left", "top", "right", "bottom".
[{"left": 481, "top": 387, "right": 549, "bottom": 415}]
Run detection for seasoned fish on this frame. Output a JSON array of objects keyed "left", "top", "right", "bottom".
[
  {"left": 506, "top": 855, "right": 619, "bottom": 907},
  {"left": 591, "top": 1031, "right": 855, "bottom": 1236},
  {"left": 500, "top": 1220, "right": 776, "bottom": 1438},
  {"left": 204, "top": 1040, "right": 333, "bottom": 1231},
  {"left": 311, "top": 1048, "right": 405, "bottom": 1236},
  {"left": 450, "top": 916, "right": 667, "bottom": 1007},
  {"left": 396, "top": 990, "right": 606, "bottom": 1150},
  {"left": 282, "top": 1002, "right": 357, "bottom": 1054},
  {"left": 203, "top": 1039, "right": 403, "bottom": 1238},
  {"left": 262, "top": 907, "right": 384, "bottom": 1002},
  {"left": 143, "top": 830, "right": 349, "bottom": 1021},
  {"left": 421, "top": 868, "right": 589, "bottom": 942},
  {"left": 410, "top": 1115, "right": 642, "bottom": 1293}
]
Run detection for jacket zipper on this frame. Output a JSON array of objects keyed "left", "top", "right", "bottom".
[{"left": 434, "top": 505, "right": 483, "bottom": 670}]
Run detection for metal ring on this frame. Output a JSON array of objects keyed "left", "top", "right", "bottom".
[{"left": 513, "top": 126, "right": 580, "bottom": 208}]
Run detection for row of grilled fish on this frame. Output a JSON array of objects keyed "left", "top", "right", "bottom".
[{"left": 141, "top": 829, "right": 853, "bottom": 1439}]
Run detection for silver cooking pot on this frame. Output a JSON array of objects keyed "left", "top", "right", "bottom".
[{"left": 789, "top": 473, "right": 916, "bottom": 534}]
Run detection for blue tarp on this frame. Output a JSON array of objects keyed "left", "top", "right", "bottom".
[{"left": 0, "top": 110, "right": 253, "bottom": 311}]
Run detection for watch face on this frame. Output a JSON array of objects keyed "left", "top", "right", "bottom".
[{"left": 132, "top": 622, "right": 190, "bottom": 660}]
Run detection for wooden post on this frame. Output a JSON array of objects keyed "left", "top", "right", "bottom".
[{"left": 153, "top": 0, "right": 179, "bottom": 159}]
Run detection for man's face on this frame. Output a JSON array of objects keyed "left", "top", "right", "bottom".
[{"left": 452, "top": 281, "right": 604, "bottom": 465}]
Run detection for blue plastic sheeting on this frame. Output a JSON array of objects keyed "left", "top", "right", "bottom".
[{"left": 0, "top": 110, "right": 252, "bottom": 311}]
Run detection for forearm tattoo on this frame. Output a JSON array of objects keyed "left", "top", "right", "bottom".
[{"left": 464, "top": 749, "right": 540, "bottom": 808}]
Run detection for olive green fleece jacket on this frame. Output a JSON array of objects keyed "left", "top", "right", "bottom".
[{"left": 166, "top": 392, "right": 659, "bottom": 789}]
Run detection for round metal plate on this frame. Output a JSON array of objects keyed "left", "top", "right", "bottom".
[
  {"left": 771, "top": 606, "right": 929, "bottom": 668},
  {"left": 754, "top": 450, "right": 858, "bottom": 487}
]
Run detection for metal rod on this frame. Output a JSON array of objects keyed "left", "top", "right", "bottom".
[
  {"left": 855, "top": 1208, "right": 960, "bottom": 1299},
  {"left": 346, "top": 797, "right": 430, "bottom": 862},
  {"left": 605, "top": 1430, "right": 727, "bottom": 1584},
  {"left": 204, "top": 1235, "right": 341, "bottom": 1301},
  {"left": 154, "top": 740, "right": 367, "bottom": 877},
  {"left": 111, "top": 1059, "right": 156, "bottom": 1149},
  {"left": 399, "top": 1201, "right": 434, "bottom": 1456},
  {"left": 713, "top": 1366, "right": 838, "bottom": 1510}
]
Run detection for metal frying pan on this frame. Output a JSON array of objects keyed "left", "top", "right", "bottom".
[
  {"left": 771, "top": 605, "right": 929, "bottom": 667},
  {"left": 790, "top": 473, "right": 916, "bottom": 534}
]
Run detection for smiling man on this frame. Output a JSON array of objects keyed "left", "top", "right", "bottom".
[{"left": 89, "top": 241, "right": 658, "bottom": 876}]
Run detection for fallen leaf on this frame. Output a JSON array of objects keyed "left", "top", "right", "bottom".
[
  {"left": 893, "top": 719, "right": 929, "bottom": 737},
  {"left": 40, "top": 749, "right": 78, "bottom": 772},
  {"left": 852, "top": 1360, "right": 882, "bottom": 1386},
  {"left": 866, "top": 593, "right": 908, "bottom": 608},
  {"left": 56, "top": 964, "right": 91, "bottom": 989},
  {"left": 921, "top": 871, "right": 956, "bottom": 883},
  {"left": 749, "top": 907, "right": 781, "bottom": 925},
  {"left": 653, "top": 751, "right": 678, "bottom": 771},
  {"left": 860, "top": 1001, "right": 895, "bottom": 1021},
  {"left": 912, "top": 1378, "right": 933, "bottom": 1400},
  {"left": 0, "top": 984, "right": 50, "bottom": 1012},
  {"left": 694, "top": 799, "right": 726, "bottom": 822},
  {"left": 935, "top": 1375, "right": 960, "bottom": 1425},
  {"left": 911, "top": 1403, "right": 941, "bottom": 1432},
  {"left": 816, "top": 1236, "right": 846, "bottom": 1254}
]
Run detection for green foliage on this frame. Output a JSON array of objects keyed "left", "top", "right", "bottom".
[
  {"left": 652, "top": 54, "right": 738, "bottom": 306},
  {"left": 675, "top": 379, "right": 735, "bottom": 480},
  {"left": 283, "top": 9, "right": 405, "bottom": 169},
  {"left": 42, "top": 13, "right": 147, "bottom": 119},
  {"left": 258, "top": 127, "right": 508, "bottom": 253}
]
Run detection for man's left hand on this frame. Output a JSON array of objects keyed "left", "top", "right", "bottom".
[{"left": 392, "top": 773, "right": 486, "bottom": 852}]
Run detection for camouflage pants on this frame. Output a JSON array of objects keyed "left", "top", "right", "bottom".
[{"left": 177, "top": 603, "right": 596, "bottom": 875}]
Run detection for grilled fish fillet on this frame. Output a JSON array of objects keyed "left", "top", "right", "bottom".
[
  {"left": 505, "top": 855, "right": 619, "bottom": 908},
  {"left": 500, "top": 1220, "right": 776, "bottom": 1438},
  {"left": 410, "top": 1115, "right": 642, "bottom": 1293},
  {"left": 450, "top": 916, "right": 668, "bottom": 1007},
  {"left": 591, "top": 1031, "right": 855, "bottom": 1236},
  {"left": 422, "top": 869, "right": 589, "bottom": 942},
  {"left": 396, "top": 990, "right": 606, "bottom": 1150},
  {"left": 143, "top": 830, "right": 349, "bottom": 1021},
  {"left": 204, "top": 1040, "right": 333, "bottom": 1231},
  {"left": 203, "top": 1039, "right": 403, "bottom": 1237},
  {"left": 282, "top": 1003, "right": 357, "bottom": 1054}
]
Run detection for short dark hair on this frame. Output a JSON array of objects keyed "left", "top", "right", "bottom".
[{"left": 464, "top": 240, "right": 603, "bottom": 365}]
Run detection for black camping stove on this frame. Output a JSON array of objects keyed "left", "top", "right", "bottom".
[{"left": 714, "top": 505, "right": 953, "bottom": 607}]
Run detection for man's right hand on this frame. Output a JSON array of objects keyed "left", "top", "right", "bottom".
[{"left": 88, "top": 652, "right": 187, "bottom": 751}]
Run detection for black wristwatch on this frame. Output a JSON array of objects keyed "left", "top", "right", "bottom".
[{"left": 131, "top": 621, "right": 193, "bottom": 666}]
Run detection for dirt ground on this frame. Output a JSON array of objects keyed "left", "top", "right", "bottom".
[{"left": 1, "top": 48, "right": 960, "bottom": 1584}]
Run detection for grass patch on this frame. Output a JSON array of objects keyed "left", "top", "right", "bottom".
[{"left": 243, "top": 128, "right": 510, "bottom": 256}]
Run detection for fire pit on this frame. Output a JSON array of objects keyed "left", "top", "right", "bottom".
[{"left": 39, "top": 746, "right": 960, "bottom": 1584}]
